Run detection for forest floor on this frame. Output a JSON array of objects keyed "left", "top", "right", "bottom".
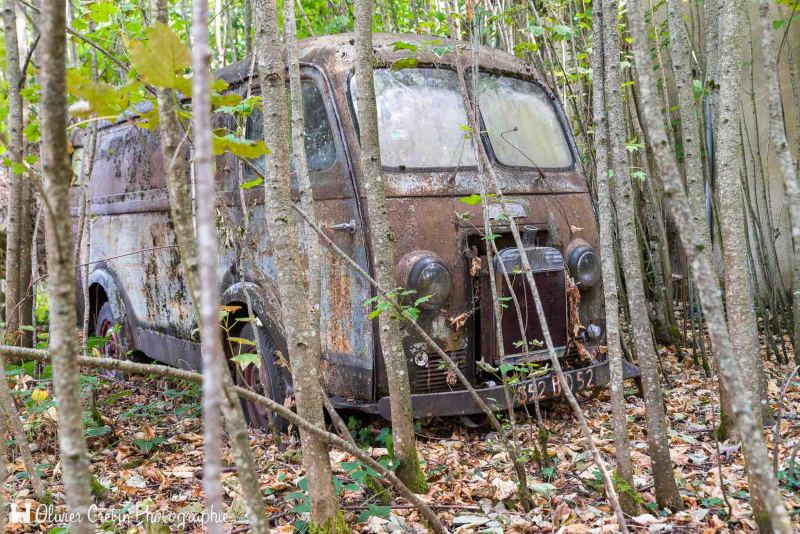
[{"left": 6, "top": 336, "right": 800, "bottom": 533}]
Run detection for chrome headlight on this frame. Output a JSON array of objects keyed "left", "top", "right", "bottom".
[
  {"left": 567, "top": 244, "right": 601, "bottom": 289},
  {"left": 397, "top": 251, "right": 452, "bottom": 310}
]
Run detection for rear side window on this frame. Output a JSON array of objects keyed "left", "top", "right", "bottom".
[
  {"left": 245, "top": 80, "right": 337, "bottom": 176},
  {"left": 350, "top": 68, "right": 477, "bottom": 169},
  {"left": 478, "top": 74, "right": 572, "bottom": 168}
]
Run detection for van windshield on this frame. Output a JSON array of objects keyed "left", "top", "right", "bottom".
[
  {"left": 477, "top": 74, "right": 572, "bottom": 168},
  {"left": 350, "top": 68, "right": 477, "bottom": 169},
  {"left": 350, "top": 68, "right": 572, "bottom": 170}
]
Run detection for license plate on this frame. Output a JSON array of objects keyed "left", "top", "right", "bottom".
[{"left": 515, "top": 367, "right": 596, "bottom": 403}]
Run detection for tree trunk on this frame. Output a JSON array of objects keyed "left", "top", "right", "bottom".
[
  {"left": 353, "top": 0, "right": 427, "bottom": 493},
  {"left": 713, "top": 0, "right": 769, "bottom": 431},
  {"left": 666, "top": 0, "right": 735, "bottom": 439},
  {"left": 591, "top": 0, "right": 638, "bottom": 515},
  {"left": 191, "top": 1, "right": 226, "bottom": 531},
  {"left": 284, "top": 0, "right": 354, "bottom": 447},
  {"left": 39, "top": 3, "right": 96, "bottom": 532},
  {"left": 0, "top": 0, "right": 44, "bottom": 498},
  {"left": 757, "top": 0, "right": 800, "bottom": 364},
  {"left": 2, "top": 0, "right": 23, "bottom": 343},
  {"left": 152, "top": 2, "right": 270, "bottom": 532},
  {"left": 603, "top": 0, "right": 683, "bottom": 511},
  {"left": 628, "top": 2, "right": 793, "bottom": 531},
  {"left": 252, "top": 0, "right": 345, "bottom": 529},
  {"left": 244, "top": 0, "right": 252, "bottom": 55}
]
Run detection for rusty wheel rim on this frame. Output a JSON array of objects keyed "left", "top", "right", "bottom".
[
  {"left": 242, "top": 359, "right": 274, "bottom": 428},
  {"left": 231, "top": 323, "right": 276, "bottom": 429},
  {"left": 99, "top": 318, "right": 121, "bottom": 360}
]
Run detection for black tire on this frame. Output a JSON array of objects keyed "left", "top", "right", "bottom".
[{"left": 227, "top": 320, "right": 291, "bottom": 433}]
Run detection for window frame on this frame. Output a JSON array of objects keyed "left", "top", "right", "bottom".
[
  {"left": 244, "top": 72, "right": 341, "bottom": 176},
  {"left": 347, "top": 65, "right": 577, "bottom": 173},
  {"left": 346, "top": 65, "right": 480, "bottom": 174},
  {"left": 469, "top": 68, "right": 576, "bottom": 172}
]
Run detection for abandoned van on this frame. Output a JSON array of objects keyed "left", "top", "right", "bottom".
[{"left": 75, "top": 33, "right": 638, "bottom": 426}]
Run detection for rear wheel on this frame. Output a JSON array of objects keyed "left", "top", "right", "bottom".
[
  {"left": 226, "top": 320, "right": 291, "bottom": 433},
  {"left": 93, "top": 302, "right": 122, "bottom": 360}
]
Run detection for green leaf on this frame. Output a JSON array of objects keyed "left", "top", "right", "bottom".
[
  {"left": 129, "top": 23, "right": 191, "bottom": 88},
  {"left": 413, "top": 294, "right": 432, "bottom": 307},
  {"left": 227, "top": 336, "right": 257, "bottom": 346},
  {"left": 528, "top": 24, "right": 545, "bottom": 37},
  {"left": 358, "top": 504, "right": 391, "bottom": 523},
  {"left": 402, "top": 307, "right": 420, "bottom": 322},
  {"left": 67, "top": 69, "right": 136, "bottom": 117},
  {"left": 391, "top": 41, "right": 419, "bottom": 52},
  {"left": 211, "top": 92, "right": 242, "bottom": 107},
  {"left": 212, "top": 132, "right": 270, "bottom": 159},
  {"left": 85, "top": 425, "right": 112, "bottom": 438},
  {"left": 232, "top": 352, "right": 261, "bottom": 370},
  {"left": 552, "top": 25, "right": 573, "bottom": 38},
  {"left": 88, "top": 1, "right": 119, "bottom": 23},
  {"left": 458, "top": 194, "right": 483, "bottom": 205},
  {"left": 390, "top": 57, "right": 418, "bottom": 70},
  {"left": 240, "top": 177, "right": 264, "bottom": 189},
  {"left": 692, "top": 79, "right": 704, "bottom": 100}
]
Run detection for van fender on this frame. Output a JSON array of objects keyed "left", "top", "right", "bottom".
[
  {"left": 220, "top": 281, "right": 289, "bottom": 362},
  {"left": 86, "top": 267, "right": 134, "bottom": 353}
]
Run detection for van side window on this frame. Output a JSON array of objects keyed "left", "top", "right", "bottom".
[{"left": 245, "top": 81, "right": 337, "bottom": 178}]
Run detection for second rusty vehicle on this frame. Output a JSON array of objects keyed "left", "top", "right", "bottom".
[{"left": 75, "top": 33, "right": 638, "bottom": 427}]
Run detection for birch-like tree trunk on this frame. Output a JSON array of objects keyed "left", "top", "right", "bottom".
[
  {"left": 667, "top": 0, "right": 706, "bottom": 246},
  {"left": 2, "top": 0, "right": 24, "bottom": 342},
  {"left": 252, "top": 0, "right": 345, "bottom": 528},
  {"left": 590, "top": 0, "right": 637, "bottom": 514},
  {"left": 191, "top": 1, "right": 225, "bottom": 531},
  {"left": 0, "top": 0, "right": 44, "bottom": 498},
  {"left": 712, "top": 0, "right": 769, "bottom": 433},
  {"left": 39, "top": 3, "right": 96, "bottom": 532},
  {"left": 603, "top": 0, "right": 682, "bottom": 511},
  {"left": 628, "top": 3, "right": 793, "bottom": 531},
  {"left": 666, "top": 0, "right": 735, "bottom": 437},
  {"left": 353, "top": 0, "right": 427, "bottom": 492},
  {"left": 757, "top": 0, "right": 800, "bottom": 362},
  {"left": 152, "top": 2, "right": 270, "bottom": 532}
]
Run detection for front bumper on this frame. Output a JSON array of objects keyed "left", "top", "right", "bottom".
[{"left": 375, "top": 358, "right": 640, "bottom": 419}]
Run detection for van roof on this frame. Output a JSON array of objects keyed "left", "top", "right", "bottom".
[{"left": 215, "top": 32, "right": 545, "bottom": 88}]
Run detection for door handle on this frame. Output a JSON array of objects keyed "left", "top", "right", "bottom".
[{"left": 329, "top": 219, "right": 357, "bottom": 234}]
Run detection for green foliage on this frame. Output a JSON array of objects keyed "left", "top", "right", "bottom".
[
  {"left": 212, "top": 130, "right": 270, "bottom": 159},
  {"left": 129, "top": 23, "right": 191, "bottom": 89}
]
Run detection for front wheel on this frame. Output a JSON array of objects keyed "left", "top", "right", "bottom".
[{"left": 226, "top": 320, "right": 291, "bottom": 433}]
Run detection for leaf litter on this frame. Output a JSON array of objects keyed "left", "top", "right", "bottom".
[{"left": 5, "top": 332, "right": 800, "bottom": 533}]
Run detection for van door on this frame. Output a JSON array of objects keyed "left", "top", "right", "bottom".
[{"left": 244, "top": 68, "right": 373, "bottom": 401}]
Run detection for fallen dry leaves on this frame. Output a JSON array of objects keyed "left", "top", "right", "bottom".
[{"left": 4, "top": 331, "right": 800, "bottom": 533}]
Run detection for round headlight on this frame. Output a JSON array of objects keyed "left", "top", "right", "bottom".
[
  {"left": 568, "top": 245, "right": 601, "bottom": 289},
  {"left": 397, "top": 251, "right": 452, "bottom": 310}
]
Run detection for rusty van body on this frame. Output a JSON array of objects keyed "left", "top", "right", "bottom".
[{"left": 75, "top": 33, "right": 637, "bottom": 422}]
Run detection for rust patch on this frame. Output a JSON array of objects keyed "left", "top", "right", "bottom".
[{"left": 324, "top": 256, "right": 352, "bottom": 355}]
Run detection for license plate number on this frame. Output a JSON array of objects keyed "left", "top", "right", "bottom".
[{"left": 516, "top": 367, "right": 595, "bottom": 403}]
